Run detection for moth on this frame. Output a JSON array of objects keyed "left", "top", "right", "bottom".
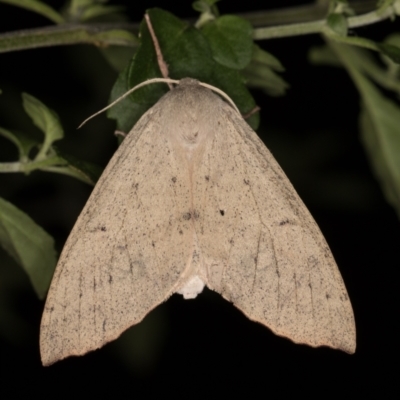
[{"left": 40, "top": 78, "right": 356, "bottom": 365}]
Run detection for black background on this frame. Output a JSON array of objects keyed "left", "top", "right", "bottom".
[{"left": 0, "top": 1, "right": 399, "bottom": 397}]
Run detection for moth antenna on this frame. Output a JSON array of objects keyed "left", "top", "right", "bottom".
[
  {"left": 78, "top": 78, "right": 180, "bottom": 128},
  {"left": 78, "top": 78, "right": 243, "bottom": 129},
  {"left": 198, "top": 82, "right": 241, "bottom": 115}
]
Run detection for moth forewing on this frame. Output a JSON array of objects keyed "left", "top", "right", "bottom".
[{"left": 40, "top": 78, "right": 355, "bottom": 365}]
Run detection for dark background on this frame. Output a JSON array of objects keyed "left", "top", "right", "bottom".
[{"left": 0, "top": 1, "right": 398, "bottom": 397}]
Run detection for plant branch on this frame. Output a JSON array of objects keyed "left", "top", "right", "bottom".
[
  {"left": 0, "top": 1, "right": 394, "bottom": 53},
  {"left": 253, "top": 7, "right": 396, "bottom": 40},
  {"left": 0, "top": 23, "right": 138, "bottom": 53},
  {"left": 0, "top": 162, "right": 22, "bottom": 172},
  {"left": 241, "top": 0, "right": 377, "bottom": 27}
]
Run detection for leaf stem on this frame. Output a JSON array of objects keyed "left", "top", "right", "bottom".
[{"left": 0, "top": 159, "right": 95, "bottom": 184}]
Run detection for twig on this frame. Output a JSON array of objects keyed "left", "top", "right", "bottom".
[
  {"left": 144, "top": 13, "right": 173, "bottom": 90},
  {"left": 0, "top": 2, "right": 386, "bottom": 53},
  {"left": 253, "top": 7, "right": 395, "bottom": 40}
]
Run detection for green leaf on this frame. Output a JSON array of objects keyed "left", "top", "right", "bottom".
[
  {"left": 22, "top": 154, "right": 67, "bottom": 172},
  {"left": 6, "top": 147, "right": 100, "bottom": 184},
  {"left": 308, "top": 45, "right": 342, "bottom": 67},
  {"left": 192, "top": 1, "right": 209, "bottom": 13},
  {"left": 67, "top": 0, "right": 99, "bottom": 15},
  {"left": 192, "top": 0, "right": 219, "bottom": 28},
  {"left": 0, "top": 197, "right": 57, "bottom": 299},
  {"left": 192, "top": 0, "right": 220, "bottom": 12},
  {"left": 250, "top": 44, "right": 285, "bottom": 72},
  {"left": 379, "top": 34, "right": 400, "bottom": 78},
  {"left": 383, "top": 33, "right": 400, "bottom": 51},
  {"left": 69, "top": 0, "right": 94, "bottom": 6},
  {"left": 209, "top": 63, "right": 259, "bottom": 129},
  {"left": 109, "top": 8, "right": 259, "bottom": 131},
  {"left": 54, "top": 149, "right": 102, "bottom": 185},
  {"left": 0, "top": 126, "right": 38, "bottom": 161},
  {"left": 109, "top": 8, "right": 214, "bottom": 132},
  {"left": 144, "top": 8, "right": 214, "bottom": 80},
  {"left": 242, "top": 44, "right": 288, "bottom": 96},
  {"left": 65, "top": 0, "right": 124, "bottom": 22},
  {"left": 395, "top": 0, "right": 400, "bottom": 15},
  {"left": 332, "top": 42, "right": 400, "bottom": 217},
  {"left": 311, "top": 43, "right": 400, "bottom": 95},
  {"left": 0, "top": 0, "right": 64, "bottom": 24},
  {"left": 107, "top": 66, "right": 143, "bottom": 133},
  {"left": 22, "top": 93, "right": 64, "bottom": 160},
  {"left": 327, "top": 13, "right": 348, "bottom": 37},
  {"left": 0, "top": 121, "right": 100, "bottom": 182},
  {"left": 376, "top": 0, "right": 397, "bottom": 15},
  {"left": 243, "top": 64, "right": 289, "bottom": 97},
  {"left": 377, "top": 43, "right": 400, "bottom": 64},
  {"left": 79, "top": 4, "right": 124, "bottom": 21},
  {"left": 358, "top": 80, "right": 400, "bottom": 218},
  {"left": 201, "top": 15, "right": 253, "bottom": 70},
  {"left": 202, "top": 0, "right": 220, "bottom": 5},
  {"left": 100, "top": 46, "right": 137, "bottom": 72},
  {"left": 330, "top": 0, "right": 355, "bottom": 15}
]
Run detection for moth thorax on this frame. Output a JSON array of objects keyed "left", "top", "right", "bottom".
[
  {"left": 174, "top": 113, "right": 215, "bottom": 150},
  {"left": 180, "top": 128, "right": 201, "bottom": 146}
]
